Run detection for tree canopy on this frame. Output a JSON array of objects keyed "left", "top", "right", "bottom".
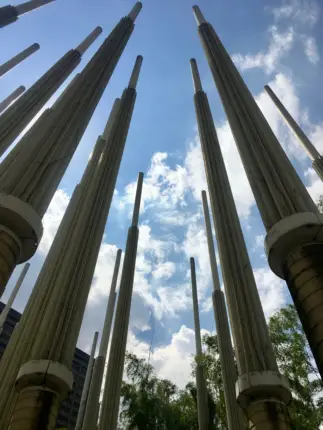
[{"left": 119, "top": 305, "right": 323, "bottom": 429}]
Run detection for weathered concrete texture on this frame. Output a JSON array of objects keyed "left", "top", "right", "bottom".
[
  {"left": 202, "top": 191, "right": 245, "bottom": 430},
  {"left": 0, "top": 27, "right": 102, "bottom": 157},
  {"left": 0, "top": 262, "right": 30, "bottom": 334},
  {"left": 0, "top": 54, "right": 141, "bottom": 430},
  {"left": 99, "top": 173, "right": 144, "bottom": 430},
  {"left": 0, "top": 86, "right": 25, "bottom": 114},
  {"left": 190, "top": 257, "right": 210, "bottom": 430},
  {"left": 75, "top": 331, "right": 98, "bottom": 430},
  {"left": 190, "top": 55, "right": 291, "bottom": 429},
  {"left": 194, "top": 3, "right": 323, "bottom": 380},
  {"left": 82, "top": 249, "right": 121, "bottom": 430},
  {"left": 0, "top": 43, "right": 40, "bottom": 78},
  {"left": 265, "top": 85, "right": 323, "bottom": 182},
  {"left": 0, "top": 0, "right": 55, "bottom": 28},
  {"left": 0, "top": 6, "right": 141, "bottom": 297}
]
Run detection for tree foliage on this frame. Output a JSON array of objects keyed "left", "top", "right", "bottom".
[
  {"left": 268, "top": 304, "right": 323, "bottom": 429},
  {"left": 119, "top": 352, "right": 199, "bottom": 429},
  {"left": 119, "top": 305, "right": 323, "bottom": 429}
]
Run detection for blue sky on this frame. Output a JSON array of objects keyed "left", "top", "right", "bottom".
[{"left": 1, "top": 0, "right": 323, "bottom": 388}]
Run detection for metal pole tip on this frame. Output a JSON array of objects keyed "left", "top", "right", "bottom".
[
  {"left": 128, "top": 2, "right": 142, "bottom": 22},
  {"left": 192, "top": 5, "right": 207, "bottom": 26}
]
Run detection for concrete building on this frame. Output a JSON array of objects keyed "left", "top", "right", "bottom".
[
  {"left": 0, "top": 3, "right": 142, "bottom": 297},
  {"left": 0, "top": 43, "right": 40, "bottom": 78},
  {"left": 0, "top": 301, "right": 90, "bottom": 430},
  {"left": 0, "top": 0, "right": 55, "bottom": 28},
  {"left": 99, "top": 173, "right": 144, "bottom": 430},
  {"left": 193, "top": 4, "right": 323, "bottom": 381},
  {"left": 0, "top": 85, "right": 25, "bottom": 114},
  {"left": 0, "top": 54, "right": 142, "bottom": 429},
  {"left": 190, "top": 53, "right": 292, "bottom": 429},
  {"left": 265, "top": 85, "right": 323, "bottom": 181},
  {"left": 190, "top": 257, "right": 210, "bottom": 430},
  {"left": 0, "top": 27, "right": 102, "bottom": 157}
]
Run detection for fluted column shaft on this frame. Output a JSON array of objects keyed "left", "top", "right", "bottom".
[
  {"left": 0, "top": 43, "right": 40, "bottom": 78},
  {"left": 0, "top": 7, "right": 140, "bottom": 297},
  {"left": 82, "top": 250, "right": 121, "bottom": 430},
  {"left": 0, "top": 86, "right": 25, "bottom": 114},
  {"left": 0, "top": 0, "right": 55, "bottom": 28},
  {"left": 0, "top": 53, "right": 141, "bottom": 429},
  {"left": 202, "top": 190, "right": 244, "bottom": 430},
  {"left": 0, "top": 262, "right": 30, "bottom": 334},
  {"left": 265, "top": 85, "right": 323, "bottom": 182},
  {"left": 194, "top": 5, "right": 323, "bottom": 378},
  {"left": 99, "top": 173, "right": 143, "bottom": 430},
  {"left": 0, "top": 27, "right": 102, "bottom": 158},
  {"left": 75, "top": 331, "right": 99, "bottom": 430},
  {"left": 190, "top": 258, "right": 209, "bottom": 430},
  {"left": 190, "top": 54, "right": 291, "bottom": 428}
]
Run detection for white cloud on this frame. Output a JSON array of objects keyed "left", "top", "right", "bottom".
[
  {"left": 233, "top": 26, "right": 294, "bottom": 74},
  {"left": 301, "top": 35, "right": 320, "bottom": 64},
  {"left": 254, "top": 267, "right": 288, "bottom": 319},
  {"left": 88, "top": 242, "right": 120, "bottom": 302},
  {"left": 38, "top": 189, "right": 70, "bottom": 254},
  {"left": 152, "top": 261, "right": 176, "bottom": 280},
  {"left": 269, "top": 0, "right": 320, "bottom": 27}
]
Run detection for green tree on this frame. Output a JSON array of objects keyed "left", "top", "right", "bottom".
[
  {"left": 268, "top": 304, "right": 323, "bottom": 429},
  {"left": 120, "top": 352, "right": 199, "bottom": 429}
]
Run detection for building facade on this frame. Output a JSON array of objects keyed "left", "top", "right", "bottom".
[{"left": 0, "top": 301, "right": 89, "bottom": 430}]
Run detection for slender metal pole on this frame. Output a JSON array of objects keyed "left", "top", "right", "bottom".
[
  {"left": 0, "top": 263, "right": 30, "bottom": 335},
  {"left": 75, "top": 331, "right": 99, "bottom": 430}
]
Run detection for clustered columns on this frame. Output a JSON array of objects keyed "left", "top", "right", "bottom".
[
  {"left": 81, "top": 249, "right": 122, "bottom": 430},
  {"left": 99, "top": 172, "right": 144, "bottom": 430},
  {"left": 190, "top": 55, "right": 292, "bottom": 428},
  {"left": 0, "top": 0, "right": 56, "bottom": 28},
  {"left": 264, "top": 85, "right": 323, "bottom": 182},
  {"left": 190, "top": 257, "right": 210, "bottom": 430},
  {"left": 193, "top": 4, "right": 323, "bottom": 380},
  {"left": 0, "top": 52, "right": 142, "bottom": 430},
  {"left": 0, "top": 26, "right": 102, "bottom": 157},
  {"left": 201, "top": 190, "right": 245, "bottom": 430},
  {"left": 0, "top": 4, "right": 142, "bottom": 297}
]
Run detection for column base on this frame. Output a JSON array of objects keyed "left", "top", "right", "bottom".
[
  {"left": 265, "top": 212, "right": 323, "bottom": 278},
  {"left": 236, "top": 371, "right": 292, "bottom": 429},
  {"left": 284, "top": 242, "right": 323, "bottom": 378},
  {"left": 9, "top": 360, "right": 74, "bottom": 430},
  {"left": 0, "top": 194, "right": 43, "bottom": 295},
  {"left": 266, "top": 213, "right": 323, "bottom": 378}
]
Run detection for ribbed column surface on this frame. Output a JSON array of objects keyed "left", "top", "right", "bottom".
[{"left": 0, "top": 58, "right": 139, "bottom": 428}]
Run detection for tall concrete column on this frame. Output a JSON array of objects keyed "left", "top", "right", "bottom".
[
  {"left": 265, "top": 85, "right": 323, "bottom": 181},
  {"left": 0, "top": 54, "right": 142, "bottom": 430},
  {"left": 193, "top": 4, "right": 323, "bottom": 380},
  {"left": 0, "top": 6, "right": 142, "bottom": 297},
  {"left": 0, "top": 26, "right": 102, "bottom": 157},
  {"left": 0, "top": 86, "right": 25, "bottom": 114},
  {"left": 190, "top": 257, "right": 210, "bottom": 430},
  {"left": 0, "top": 0, "right": 55, "bottom": 28},
  {"left": 75, "top": 331, "right": 99, "bottom": 430},
  {"left": 0, "top": 43, "right": 40, "bottom": 78},
  {"left": 201, "top": 190, "right": 245, "bottom": 430},
  {"left": 99, "top": 172, "right": 144, "bottom": 430},
  {"left": 0, "top": 262, "right": 30, "bottom": 334},
  {"left": 190, "top": 57, "right": 292, "bottom": 429},
  {"left": 82, "top": 249, "right": 122, "bottom": 430}
]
